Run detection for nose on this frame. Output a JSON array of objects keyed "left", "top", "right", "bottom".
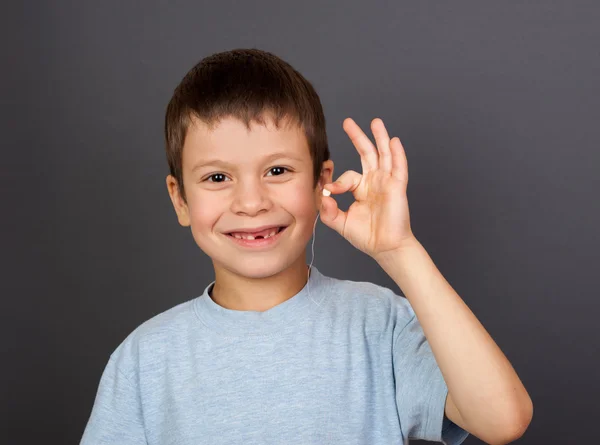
[{"left": 230, "top": 180, "right": 273, "bottom": 215}]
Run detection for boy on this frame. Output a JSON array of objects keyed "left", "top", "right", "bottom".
[{"left": 81, "top": 49, "right": 532, "bottom": 444}]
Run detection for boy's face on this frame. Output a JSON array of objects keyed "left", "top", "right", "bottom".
[{"left": 166, "top": 114, "right": 334, "bottom": 279}]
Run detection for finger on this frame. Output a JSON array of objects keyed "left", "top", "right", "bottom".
[
  {"left": 343, "top": 118, "right": 378, "bottom": 173},
  {"left": 323, "top": 170, "right": 362, "bottom": 196},
  {"left": 320, "top": 191, "right": 347, "bottom": 237},
  {"left": 390, "top": 137, "right": 409, "bottom": 183},
  {"left": 371, "top": 118, "right": 392, "bottom": 173}
]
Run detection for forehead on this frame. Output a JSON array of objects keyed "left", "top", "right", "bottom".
[{"left": 183, "top": 114, "right": 309, "bottom": 164}]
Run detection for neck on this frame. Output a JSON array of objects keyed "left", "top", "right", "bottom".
[{"left": 210, "top": 257, "right": 310, "bottom": 312}]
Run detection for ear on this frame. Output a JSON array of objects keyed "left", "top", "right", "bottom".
[
  {"left": 318, "top": 160, "right": 334, "bottom": 191},
  {"left": 166, "top": 175, "right": 191, "bottom": 227}
]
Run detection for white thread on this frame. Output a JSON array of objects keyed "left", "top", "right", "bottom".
[
  {"left": 308, "top": 186, "right": 331, "bottom": 306},
  {"left": 307, "top": 208, "right": 334, "bottom": 444},
  {"left": 308, "top": 201, "right": 334, "bottom": 443},
  {"left": 307, "top": 210, "right": 324, "bottom": 307}
]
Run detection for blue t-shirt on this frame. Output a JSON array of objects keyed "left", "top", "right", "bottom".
[{"left": 81, "top": 266, "right": 469, "bottom": 444}]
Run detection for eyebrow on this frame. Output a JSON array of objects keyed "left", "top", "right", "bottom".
[{"left": 191, "top": 152, "right": 302, "bottom": 172}]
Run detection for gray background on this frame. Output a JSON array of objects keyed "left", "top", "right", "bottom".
[{"left": 2, "top": 1, "right": 599, "bottom": 444}]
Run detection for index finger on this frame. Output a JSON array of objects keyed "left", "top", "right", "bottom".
[{"left": 343, "top": 118, "right": 379, "bottom": 173}]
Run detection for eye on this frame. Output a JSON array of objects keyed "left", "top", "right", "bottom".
[
  {"left": 267, "top": 166, "right": 290, "bottom": 176},
  {"left": 204, "top": 167, "right": 290, "bottom": 183},
  {"left": 205, "top": 173, "right": 229, "bottom": 183}
]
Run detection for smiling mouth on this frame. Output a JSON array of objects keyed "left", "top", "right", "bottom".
[{"left": 226, "top": 226, "right": 286, "bottom": 240}]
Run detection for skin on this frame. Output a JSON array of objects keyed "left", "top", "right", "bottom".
[
  {"left": 166, "top": 113, "right": 333, "bottom": 312},
  {"left": 167, "top": 113, "right": 533, "bottom": 443},
  {"left": 321, "top": 117, "right": 533, "bottom": 444}
]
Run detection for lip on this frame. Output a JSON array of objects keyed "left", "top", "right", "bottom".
[
  {"left": 226, "top": 224, "right": 285, "bottom": 234},
  {"left": 225, "top": 226, "right": 288, "bottom": 250}
]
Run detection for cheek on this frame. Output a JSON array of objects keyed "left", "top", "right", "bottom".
[
  {"left": 285, "top": 182, "right": 317, "bottom": 214},
  {"left": 186, "top": 195, "right": 221, "bottom": 251},
  {"left": 185, "top": 181, "right": 318, "bottom": 227},
  {"left": 186, "top": 192, "right": 221, "bottom": 229}
]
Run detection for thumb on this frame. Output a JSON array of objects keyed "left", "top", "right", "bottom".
[
  {"left": 319, "top": 170, "right": 361, "bottom": 236},
  {"left": 320, "top": 191, "right": 346, "bottom": 237}
]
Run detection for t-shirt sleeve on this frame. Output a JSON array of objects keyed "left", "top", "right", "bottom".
[
  {"left": 80, "top": 355, "right": 147, "bottom": 445},
  {"left": 393, "top": 312, "right": 470, "bottom": 444}
]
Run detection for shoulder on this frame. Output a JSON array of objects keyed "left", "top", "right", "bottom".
[
  {"left": 321, "top": 271, "right": 416, "bottom": 335},
  {"left": 109, "top": 297, "right": 198, "bottom": 377}
]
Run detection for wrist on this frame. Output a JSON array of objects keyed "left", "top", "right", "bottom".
[{"left": 374, "top": 236, "right": 422, "bottom": 268}]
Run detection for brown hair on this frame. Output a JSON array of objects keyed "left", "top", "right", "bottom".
[{"left": 164, "top": 48, "right": 330, "bottom": 203}]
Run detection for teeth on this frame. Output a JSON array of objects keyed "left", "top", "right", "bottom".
[{"left": 232, "top": 228, "right": 279, "bottom": 240}]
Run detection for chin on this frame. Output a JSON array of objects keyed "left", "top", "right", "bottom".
[{"left": 214, "top": 254, "right": 295, "bottom": 280}]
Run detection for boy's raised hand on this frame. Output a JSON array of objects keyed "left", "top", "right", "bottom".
[{"left": 320, "top": 118, "right": 416, "bottom": 262}]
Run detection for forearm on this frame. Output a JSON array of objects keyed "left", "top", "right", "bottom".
[{"left": 375, "top": 238, "right": 533, "bottom": 439}]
